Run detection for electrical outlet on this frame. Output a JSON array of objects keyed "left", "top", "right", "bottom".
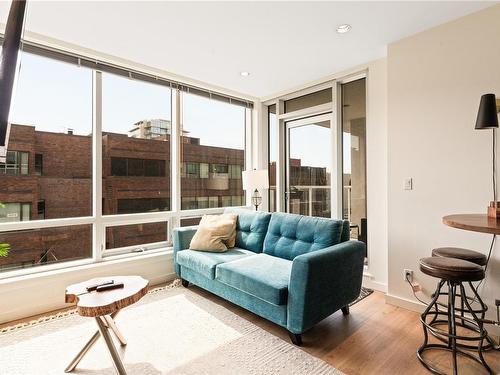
[{"left": 404, "top": 269, "right": 413, "bottom": 282}]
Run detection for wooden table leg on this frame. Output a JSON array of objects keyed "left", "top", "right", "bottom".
[
  {"left": 96, "top": 315, "right": 127, "bottom": 375},
  {"left": 64, "top": 330, "right": 101, "bottom": 373},
  {"left": 104, "top": 315, "right": 127, "bottom": 346},
  {"left": 65, "top": 310, "right": 126, "bottom": 373}
]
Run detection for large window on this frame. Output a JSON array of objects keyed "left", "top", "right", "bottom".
[
  {"left": 0, "top": 47, "right": 251, "bottom": 276},
  {"left": 180, "top": 93, "right": 245, "bottom": 209},
  {"left": 342, "top": 78, "right": 367, "bottom": 250},
  {"left": 0, "top": 225, "right": 92, "bottom": 272},
  {"left": 0, "top": 52, "right": 93, "bottom": 272},
  {"left": 102, "top": 73, "right": 172, "bottom": 215},
  {"left": 105, "top": 222, "right": 168, "bottom": 253}
]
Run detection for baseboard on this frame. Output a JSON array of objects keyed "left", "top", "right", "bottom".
[
  {"left": 385, "top": 293, "right": 426, "bottom": 313},
  {"left": 363, "top": 277, "right": 387, "bottom": 293}
]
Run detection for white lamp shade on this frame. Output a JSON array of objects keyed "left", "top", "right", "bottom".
[{"left": 242, "top": 169, "right": 269, "bottom": 191}]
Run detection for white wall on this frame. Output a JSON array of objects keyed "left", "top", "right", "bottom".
[
  {"left": 365, "top": 58, "right": 388, "bottom": 291},
  {"left": 386, "top": 5, "right": 500, "bottom": 328},
  {"left": 0, "top": 251, "right": 175, "bottom": 324}
]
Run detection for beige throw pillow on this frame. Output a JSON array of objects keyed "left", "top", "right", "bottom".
[{"left": 189, "top": 214, "right": 238, "bottom": 252}]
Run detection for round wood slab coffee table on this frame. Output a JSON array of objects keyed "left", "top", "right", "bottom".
[{"left": 64, "top": 275, "right": 149, "bottom": 375}]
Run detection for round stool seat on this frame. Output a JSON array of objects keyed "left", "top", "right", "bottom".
[
  {"left": 432, "top": 247, "right": 487, "bottom": 266},
  {"left": 419, "top": 257, "right": 484, "bottom": 282}
]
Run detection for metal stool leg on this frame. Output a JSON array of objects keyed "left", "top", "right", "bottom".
[
  {"left": 448, "top": 282, "right": 458, "bottom": 375},
  {"left": 459, "top": 283, "right": 493, "bottom": 374}
]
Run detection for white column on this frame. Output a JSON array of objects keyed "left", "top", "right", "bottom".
[{"left": 92, "top": 71, "right": 104, "bottom": 261}]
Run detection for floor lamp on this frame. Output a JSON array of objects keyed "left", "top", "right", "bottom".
[
  {"left": 475, "top": 93, "right": 500, "bottom": 218},
  {"left": 242, "top": 169, "right": 269, "bottom": 211}
]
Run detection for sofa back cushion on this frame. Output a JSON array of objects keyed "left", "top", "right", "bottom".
[
  {"left": 223, "top": 208, "right": 272, "bottom": 253},
  {"left": 263, "top": 212, "right": 348, "bottom": 260}
]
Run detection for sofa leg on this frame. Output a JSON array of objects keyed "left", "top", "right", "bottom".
[
  {"left": 288, "top": 332, "right": 302, "bottom": 346},
  {"left": 181, "top": 278, "right": 189, "bottom": 288},
  {"left": 341, "top": 305, "right": 350, "bottom": 315}
]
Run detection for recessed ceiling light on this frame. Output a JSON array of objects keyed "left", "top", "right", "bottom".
[
  {"left": 240, "top": 71, "right": 250, "bottom": 77},
  {"left": 336, "top": 24, "right": 351, "bottom": 34}
]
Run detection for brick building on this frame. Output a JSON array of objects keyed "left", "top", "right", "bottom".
[
  {"left": 0, "top": 122, "right": 245, "bottom": 271},
  {"left": 0, "top": 122, "right": 327, "bottom": 271}
]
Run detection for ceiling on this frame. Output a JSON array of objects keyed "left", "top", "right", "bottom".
[{"left": 0, "top": 1, "right": 495, "bottom": 99}]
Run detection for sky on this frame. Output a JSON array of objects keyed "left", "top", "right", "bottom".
[
  {"left": 269, "top": 113, "right": 352, "bottom": 174},
  {"left": 10, "top": 52, "right": 245, "bottom": 150},
  {"left": 10, "top": 51, "right": 350, "bottom": 173}
]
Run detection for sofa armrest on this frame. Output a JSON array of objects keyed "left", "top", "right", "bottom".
[
  {"left": 287, "top": 240, "right": 365, "bottom": 334},
  {"left": 172, "top": 226, "right": 198, "bottom": 276}
]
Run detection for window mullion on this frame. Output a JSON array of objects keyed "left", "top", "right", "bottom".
[
  {"left": 170, "top": 88, "right": 181, "bottom": 232},
  {"left": 93, "top": 71, "right": 105, "bottom": 261}
]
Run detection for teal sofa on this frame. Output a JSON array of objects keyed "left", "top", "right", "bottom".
[{"left": 172, "top": 208, "right": 365, "bottom": 345}]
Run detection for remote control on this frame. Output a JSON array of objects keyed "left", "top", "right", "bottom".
[
  {"left": 86, "top": 280, "right": 114, "bottom": 292},
  {"left": 96, "top": 282, "right": 124, "bottom": 292}
]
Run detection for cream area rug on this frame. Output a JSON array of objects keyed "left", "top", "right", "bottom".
[{"left": 0, "top": 282, "right": 343, "bottom": 375}]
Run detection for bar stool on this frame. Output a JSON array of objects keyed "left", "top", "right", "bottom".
[
  {"left": 417, "top": 257, "right": 492, "bottom": 375},
  {"left": 431, "top": 247, "right": 492, "bottom": 350}
]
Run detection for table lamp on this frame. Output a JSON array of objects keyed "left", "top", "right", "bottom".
[
  {"left": 242, "top": 169, "right": 269, "bottom": 211},
  {"left": 475, "top": 93, "right": 500, "bottom": 218}
]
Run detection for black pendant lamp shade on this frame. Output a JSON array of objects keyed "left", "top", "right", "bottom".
[{"left": 475, "top": 93, "right": 499, "bottom": 130}]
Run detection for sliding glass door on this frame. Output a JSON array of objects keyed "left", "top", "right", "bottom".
[{"left": 285, "top": 114, "right": 332, "bottom": 218}]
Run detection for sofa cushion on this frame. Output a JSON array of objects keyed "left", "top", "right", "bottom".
[
  {"left": 216, "top": 253, "right": 292, "bottom": 305},
  {"left": 263, "top": 212, "right": 346, "bottom": 260},
  {"left": 224, "top": 208, "right": 272, "bottom": 253},
  {"left": 189, "top": 214, "right": 238, "bottom": 252},
  {"left": 176, "top": 247, "right": 255, "bottom": 280}
]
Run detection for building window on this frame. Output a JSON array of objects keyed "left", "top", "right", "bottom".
[
  {"left": 0, "top": 203, "right": 31, "bottom": 223},
  {"left": 186, "top": 163, "right": 200, "bottom": 178},
  {"left": 110, "top": 157, "right": 166, "bottom": 177},
  {"left": 0, "top": 151, "right": 29, "bottom": 175},
  {"left": 231, "top": 195, "right": 244, "bottom": 206},
  {"left": 117, "top": 198, "right": 170, "bottom": 214},
  {"left": 229, "top": 165, "right": 242, "bottom": 179},
  {"left": 37, "top": 200, "right": 45, "bottom": 220},
  {"left": 210, "top": 164, "right": 228, "bottom": 174},
  {"left": 200, "top": 163, "right": 209, "bottom": 178},
  {"left": 181, "top": 197, "right": 197, "bottom": 210},
  {"left": 209, "top": 196, "right": 219, "bottom": 208},
  {"left": 102, "top": 72, "right": 172, "bottom": 215},
  {"left": 197, "top": 196, "right": 209, "bottom": 209},
  {"left": 181, "top": 92, "right": 245, "bottom": 209},
  {"left": 35, "top": 154, "right": 43, "bottom": 176}
]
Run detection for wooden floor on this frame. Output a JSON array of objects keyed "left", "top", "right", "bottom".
[
  {"left": 192, "top": 286, "right": 500, "bottom": 375},
  {"left": 2, "top": 285, "right": 499, "bottom": 374}
]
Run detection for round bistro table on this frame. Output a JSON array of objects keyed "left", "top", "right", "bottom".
[
  {"left": 64, "top": 275, "right": 149, "bottom": 375},
  {"left": 443, "top": 214, "right": 500, "bottom": 235}
]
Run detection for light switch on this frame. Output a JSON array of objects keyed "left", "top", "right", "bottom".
[{"left": 404, "top": 178, "right": 413, "bottom": 191}]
